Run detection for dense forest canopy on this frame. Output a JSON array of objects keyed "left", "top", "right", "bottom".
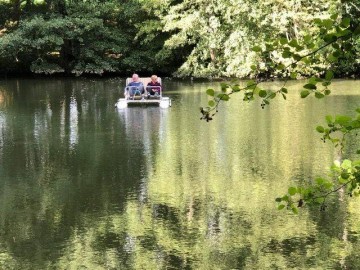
[{"left": 0, "top": 0, "right": 359, "bottom": 78}]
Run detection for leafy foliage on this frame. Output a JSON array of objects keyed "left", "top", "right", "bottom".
[
  {"left": 0, "top": 0, "right": 185, "bottom": 75},
  {"left": 161, "top": 0, "right": 359, "bottom": 78},
  {"left": 276, "top": 157, "right": 360, "bottom": 214},
  {"left": 0, "top": 0, "right": 359, "bottom": 77},
  {"left": 200, "top": 13, "right": 359, "bottom": 118},
  {"left": 199, "top": 4, "right": 360, "bottom": 214}
]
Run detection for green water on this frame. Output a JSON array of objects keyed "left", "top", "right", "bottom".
[{"left": 0, "top": 78, "right": 360, "bottom": 269}]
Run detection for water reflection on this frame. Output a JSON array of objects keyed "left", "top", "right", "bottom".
[
  {"left": 69, "top": 96, "right": 79, "bottom": 148},
  {"left": 0, "top": 78, "right": 359, "bottom": 269}
]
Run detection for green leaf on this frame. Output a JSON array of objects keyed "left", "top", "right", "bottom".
[
  {"left": 316, "top": 126, "right": 325, "bottom": 133},
  {"left": 354, "top": 25, "right": 360, "bottom": 36},
  {"left": 335, "top": 115, "right": 352, "bottom": 125},
  {"left": 316, "top": 178, "right": 325, "bottom": 185},
  {"left": 324, "top": 89, "right": 331, "bottom": 95},
  {"left": 322, "top": 81, "right": 331, "bottom": 87},
  {"left": 279, "top": 37, "right": 288, "bottom": 45},
  {"left": 259, "top": 90, "right": 267, "bottom": 98},
  {"left": 282, "top": 51, "right": 292, "bottom": 58},
  {"left": 322, "top": 19, "right": 333, "bottom": 29},
  {"left": 268, "top": 92, "right": 276, "bottom": 99},
  {"left": 276, "top": 63, "right": 285, "bottom": 70},
  {"left": 232, "top": 85, "right": 241, "bottom": 92},
  {"left": 253, "top": 87, "right": 261, "bottom": 95},
  {"left": 330, "top": 13, "right": 338, "bottom": 20},
  {"left": 252, "top": 46, "right": 262, "bottom": 52},
  {"left": 288, "top": 39, "right": 298, "bottom": 47},
  {"left": 309, "top": 77, "right": 322, "bottom": 84},
  {"left": 325, "top": 70, "right": 334, "bottom": 81},
  {"left": 208, "top": 100, "right": 215, "bottom": 107},
  {"left": 340, "top": 17, "right": 351, "bottom": 28},
  {"left": 295, "top": 45, "right": 304, "bottom": 51},
  {"left": 275, "top": 197, "right": 282, "bottom": 202},
  {"left": 288, "top": 187, "right": 297, "bottom": 196},
  {"left": 292, "top": 207, "right": 299, "bottom": 214},
  {"left": 333, "top": 50, "right": 341, "bottom": 58},
  {"left": 246, "top": 80, "right": 256, "bottom": 88},
  {"left": 332, "top": 43, "right": 340, "bottom": 49},
  {"left": 280, "top": 87, "right": 288, "bottom": 93},
  {"left": 220, "top": 83, "right": 228, "bottom": 92},
  {"left": 303, "top": 35, "right": 311, "bottom": 43},
  {"left": 250, "top": 65, "right": 257, "bottom": 70},
  {"left": 325, "top": 115, "right": 333, "bottom": 123},
  {"left": 341, "top": 159, "right": 352, "bottom": 169},
  {"left": 220, "top": 94, "right": 230, "bottom": 101},
  {"left": 315, "top": 92, "right": 325, "bottom": 99},
  {"left": 304, "top": 83, "right": 317, "bottom": 90},
  {"left": 282, "top": 93, "right": 287, "bottom": 100},
  {"left": 314, "top": 18, "right": 322, "bottom": 25},
  {"left": 341, "top": 172, "right": 350, "bottom": 179},
  {"left": 328, "top": 54, "right": 338, "bottom": 62},
  {"left": 206, "top": 89, "right": 215, "bottom": 96},
  {"left": 301, "top": 90, "right": 310, "bottom": 98},
  {"left": 293, "top": 54, "right": 302, "bottom": 61},
  {"left": 290, "top": 72, "right": 297, "bottom": 79},
  {"left": 278, "top": 204, "right": 285, "bottom": 210},
  {"left": 323, "top": 33, "right": 336, "bottom": 43}
]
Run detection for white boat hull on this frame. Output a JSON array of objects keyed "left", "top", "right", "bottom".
[{"left": 115, "top": 97, "right": 171, "bottom": 109}]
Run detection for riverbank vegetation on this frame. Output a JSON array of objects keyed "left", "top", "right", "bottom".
[
  {"left": 0, "top": 0, "right": 359, "bottom": 78},
  {"left": 197, "top": 1, "right": 359, "bottom": 213}
]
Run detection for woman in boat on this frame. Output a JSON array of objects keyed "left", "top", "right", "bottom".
[{"left": 146, "top": 75, "right": 162, "bottom": 97}]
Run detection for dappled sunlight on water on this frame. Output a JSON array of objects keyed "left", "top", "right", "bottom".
[{"left": 0, "top": 78, "right": 359, "bottom": 269}]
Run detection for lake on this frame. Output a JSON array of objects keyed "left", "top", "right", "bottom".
[{"left": 0, "top": 77, "right": 360, "bottom": 269}]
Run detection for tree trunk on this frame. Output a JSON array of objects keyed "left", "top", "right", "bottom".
[{"left": 12, "top": 0, "right": 21, "bottom": 22}]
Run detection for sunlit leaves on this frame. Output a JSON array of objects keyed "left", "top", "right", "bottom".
[
  {"left": 335, "top": 115, "right": 352, "bottom": 125},
  {"left": 251, "top": 45, "right": 262, "bottom": 52},
  {"left": 316, "top": 126, "right": 325, "bottom": 133},
  {"left": 304, "top": 83, "right": 317, "bottom": 90},
  {"left": 300, "top": 90, "right": 310, "bottom": 98},
  {"left": 279, "top": 37, "right": 288, "bottom": 45},
  {"left": 290, "top": 72, "right": 297, "bottom": 79},
  {"left": 208, "top": 100, "right": 215, "bottom": 107},
  {"left": 220, "top": 94, "right": 230, "bottom": 101},
  {"left": 315, "top": 92, "right": 325, "bottom": 99},
  {"left": 325, "top": 70, "right": 334, "bottom": 81},
  {"left": 206, "top": 89, "right": 215, "bottom": 96},
  {"left": 258, "top": 90, "right": 267, "bottom": 98},
  {"left": 288, "top": 187, "right": 297, "bottom": 196},
  {"left": 340, "top": 17, "right": 351, "bottom": 28},
  {"left": 277, "top": 108, "right": 360, "bottom": 214}
]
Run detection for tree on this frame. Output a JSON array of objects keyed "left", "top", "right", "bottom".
[
  {"left": 161, "top": 0, "right": 359, "bottom": 78},
  {"left": 200, "top": 2, "right": 360, "bottom": 213},
  {"left": 0, "top": 0, "right": 188, "bottom": 76},
  {"left": 0, "top": 1, "right": 127, "bottom": 75}
]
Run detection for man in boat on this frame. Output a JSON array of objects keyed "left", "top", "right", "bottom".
[
  {"left": 125, "top": 73, "right": 144, "bottom": 99},
  {"left": 146, "top": 75, "right": 162, "bottom": 98}
]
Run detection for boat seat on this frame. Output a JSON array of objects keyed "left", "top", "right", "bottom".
[{"left": 124, "top": 77, "right": 162, "bottom": 99}]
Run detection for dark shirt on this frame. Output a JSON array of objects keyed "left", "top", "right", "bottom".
[{"left": 146, "top": 81, "right": 162, "bottom": 94}]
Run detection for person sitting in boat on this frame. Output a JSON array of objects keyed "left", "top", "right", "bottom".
[
  {"left": 125, "top": 73, "right": 144, "bottom": 98},
  {"left": 146, "top": 75, "right": 162, "bottom": 98}
]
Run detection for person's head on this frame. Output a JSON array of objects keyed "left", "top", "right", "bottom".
[
  {"left": 151, "top": 75, "right": 158, "bottom": 82},
  {"left": 132, "top": 73, "right": 139, "bottom": 82}
]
